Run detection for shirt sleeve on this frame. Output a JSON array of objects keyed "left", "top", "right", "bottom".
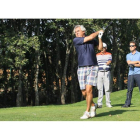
[
  {"left": 126, "top": 54, "right": 130, "bottom": 61},
  {"left": 73, "top": 37, "right": 84, "bottom": 45},
  {"left": 139, "top": 52, "right": 140, "bottom": 60},
  {"left": 108, "top": 53, "right": 112, "bottom": 61}
]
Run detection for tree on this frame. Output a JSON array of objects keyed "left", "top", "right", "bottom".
[{"left": 1, "top": 19, "right": 140, "bottom": 107}]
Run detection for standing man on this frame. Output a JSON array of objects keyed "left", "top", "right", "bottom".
[
  {"left": 73, "top": 25, "right": 103, "bottom": 119},
  {"left": 122, "top": 41, "right": 140, "bottom": 108},
  {"left": 96, "top": 43, "right": 112, "bottom": 108}
]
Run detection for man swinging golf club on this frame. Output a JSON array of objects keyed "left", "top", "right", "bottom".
[
  {"left": 122, "top": 41, "right": 140, "bottom": 108},
  {"left": 73, "top": 25, "right": 103, "bottom": 119}
]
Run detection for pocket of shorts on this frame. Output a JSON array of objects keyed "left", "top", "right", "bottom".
[
  {"left": 94, "top": 70, "right": 98, "bottom": 78},
  {"left": 92, "top": 66, "right": 99, "bottom": 71},
  {"left": 92, "top": 66, "right": 98, "bottom": 73},
  {"left": 77, "top": 68, "right": 82, "bottom": 75},
  {"left": 91, "top": 67, "right": 98, "bottom": 78}
]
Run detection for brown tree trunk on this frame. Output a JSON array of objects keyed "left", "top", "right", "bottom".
[
  {"left": 44, "top": 51, "right": 49, "bottom": 105},
  {"left": 16, "top": 65, "right": 23, "bottom": 107},
  {"left": 61, "top": 40, "right": 71, "bottom": 104},
  {"left": 34, "top": 51, "right": 40, "bottom": 106},
  {"left": 34, "top": 19, "right": 40, "bottom": 106},
  {"left": 27, "top": 66, "right": 35, "bottom": 106},
  {"left": 11, "top": 69, "right": 16, "bottom": 106},
  {"left": 3, "top": 66, "right": 8, "bottom": 107},
  {"left": 110, "top": 21, "right": 119, "bottom": 92},
  {"left": 70, "top": 46, "right": 77, "bottom": 103},
  {"left": 55, "top": 29, "right": 62, "bottom": 104},
  {"left": 117, "top": 50, "right": 123, "bottom": 90}
]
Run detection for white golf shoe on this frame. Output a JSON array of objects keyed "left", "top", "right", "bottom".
[
  {"left": 90, "top": 104, "right": 97, "bottom": 118},
  {"left": 80, "top": 111, "right": 90, "bottom": 119},
  {"left": 106, "top": 104, "right": 113, "bottom": 108}
]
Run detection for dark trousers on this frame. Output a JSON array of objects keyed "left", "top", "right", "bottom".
[{"left": 125, "top": 74, "right": 140, "bottom": 106}]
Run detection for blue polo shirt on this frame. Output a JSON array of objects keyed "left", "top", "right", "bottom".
[
  {"left": 126, "top": 51, "right": 140, "bottom": 75},
  {"left": 73, "top": 37, "right": 98, "bottom": 66}
]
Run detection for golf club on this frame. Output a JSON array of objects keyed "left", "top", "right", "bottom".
[
  {"left": 92, "top": 20, "right": 113, "bottom": 33},
  {"left": 102, "top": 21, "right": 113, "bottom": 31}
]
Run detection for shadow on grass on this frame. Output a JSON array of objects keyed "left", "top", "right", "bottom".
[
  {"left": 96, "top": 109, "right": 138, "bottom": 117},
  {"left": 112, "top": 103, "right": 135, "bottom": 107},
  {"left": 112, "top": 104, "right": 124, "bottom": 107}
]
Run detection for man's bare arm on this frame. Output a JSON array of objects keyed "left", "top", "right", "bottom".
[
  {"left": 134, "top": 64, "right": 140, "bottom": 67},
  {"left": 127, "top": 60, "right": 139, "bottom": 65},
  {"left": 106, "top": 60, "right": 112, "bottom": 65},
  {"left": 83, "top": 30, "right": 103, "bottom": 43},
  {"left": 97, "top": 37, "right": 103, "bottom": 51}
]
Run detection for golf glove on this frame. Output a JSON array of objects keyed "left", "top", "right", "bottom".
[
  {"left": 98, "top": 31, "right": 103, "bottom": 38},
  {"left": 102, "top": 64, "right": 107, "bottom": 70}
]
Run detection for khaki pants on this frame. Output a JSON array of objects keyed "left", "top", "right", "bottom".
[{"left": 97, "top": 71, "right": 111, "bottom": 105}]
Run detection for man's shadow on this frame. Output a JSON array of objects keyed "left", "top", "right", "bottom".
[
  {"left": 112, "top": 103, "right": 135, "bottom": 107},
  {"left": 96, "top": 109, "right": 138, "bottom": 117}
]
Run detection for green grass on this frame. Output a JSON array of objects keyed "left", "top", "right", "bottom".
[{"left": 0, "top": 87, "right": 140, "bottom": 121}]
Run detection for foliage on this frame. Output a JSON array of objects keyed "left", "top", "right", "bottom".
[{"left": 0, "top": 19, "right": 140, "bottom": 107}]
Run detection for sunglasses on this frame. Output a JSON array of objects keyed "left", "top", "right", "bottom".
[{"left": 129, "top": 45, "right": 135, "bottom": 47}]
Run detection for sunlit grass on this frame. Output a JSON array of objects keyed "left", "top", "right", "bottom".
[{"left": 0, "top": 87, "right": 140, "bottom": 121}]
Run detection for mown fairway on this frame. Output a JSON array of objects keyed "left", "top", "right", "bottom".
[{"left": 0, "top": 87, "right": 140, "bottom": 121}]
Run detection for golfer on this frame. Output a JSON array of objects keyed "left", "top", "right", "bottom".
[
  {"left": 73, "top": 25, "right": 103, "bottom": 119},
  {"left": 96, "top": 42, "right": 112, "bottom": 108},
  {"left": 122, "top": 41, "right": 140, "bottom": 108}
]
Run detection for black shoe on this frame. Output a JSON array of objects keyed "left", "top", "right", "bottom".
[
  {"left": 121, "top": 104, "right": 130, "bottom": 108},
  {"left": 98, "top": 105, "right": 102, "bottom": 108}
]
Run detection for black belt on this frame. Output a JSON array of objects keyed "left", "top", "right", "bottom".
[
  {"left": 100, "top": 71, "right": 110, "bottom": 72},
  {"left": 79, "top": 65, "right": 93, "bottom": 68}
]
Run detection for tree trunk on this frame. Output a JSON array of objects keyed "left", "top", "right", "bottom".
[
  {"left": 44, "top": 51, "right": 49, "bottom": 105},
  {"left": 61, "top": 42, "right": 71, "bottom": 105},
  {"left": 34, "top": 19, "right": 40, "bottom": 106},
  {"left": 28, "top": 66, "right": 35, "bottom": 106},
  {"left": 34, "top": 51, "right": 40, "bottom": 106},
  {"left": 16, "top": 65, "right": 23, "bottom": 107},
  {"left": 3, "top": 66, "right": 8, "bottom": 107},
  {"left": 117, "top": 51, "right": 123, "bottom": 90},
  {"left": 55, "top": 29, "right": 62, "bottom": 104},
  {"left": 70, "top": 46, "right": 76, "bottom": 103},
  {"left": 11, "top": 69, "right": 16, "bottom": 106},
  {"left": 110, "top": 21, "right": 119, "bottom": 92}
]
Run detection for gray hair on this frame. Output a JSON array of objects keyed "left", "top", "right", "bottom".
[{"left": 73, "top": 25, "right": 86, "bottom": 34}]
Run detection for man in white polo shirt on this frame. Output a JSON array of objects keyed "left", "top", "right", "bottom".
[{"left": 96, "top": 42, "right": 112, "bottom": 108}]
